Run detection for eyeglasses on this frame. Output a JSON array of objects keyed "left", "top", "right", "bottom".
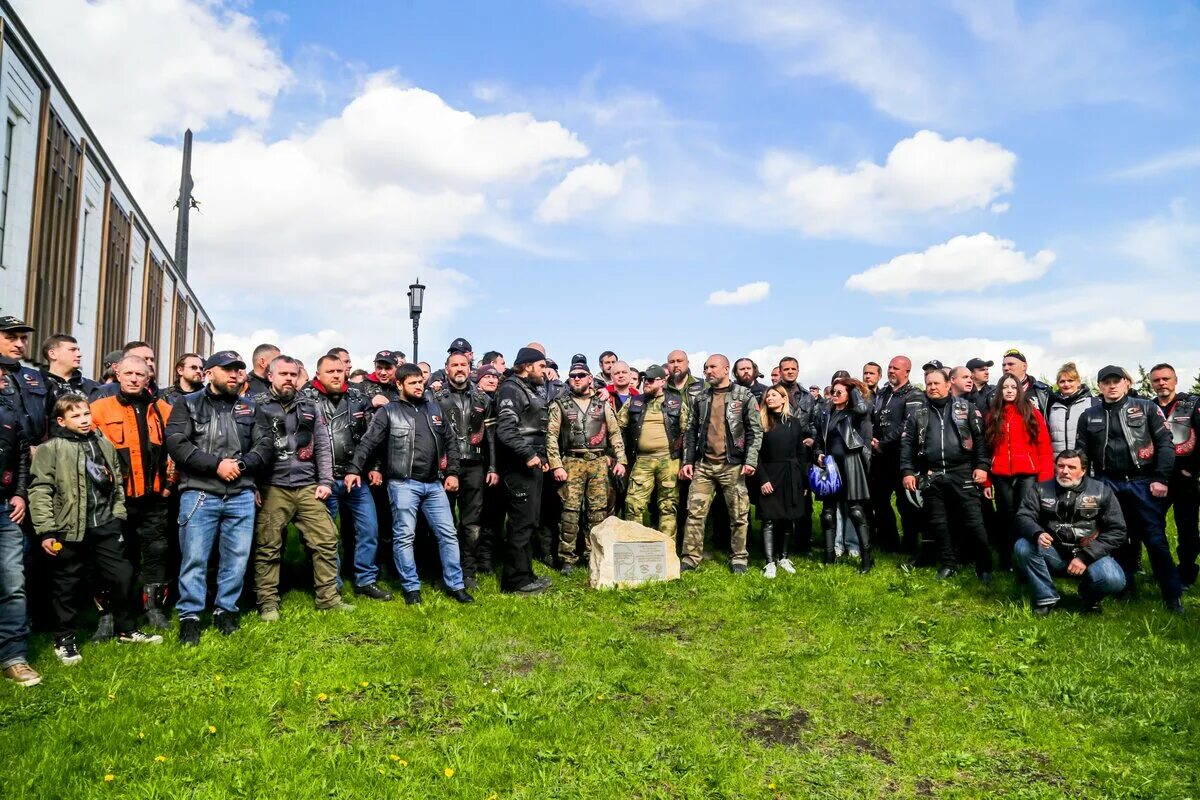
[{"left": 569, "top": 373, "right": 590, "bottom": 380}]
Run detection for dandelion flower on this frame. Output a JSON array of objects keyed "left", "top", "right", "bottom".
[
  {"left": 103, "top": 774, "right": 114, "bottom": 782},
  {"left": 360, "top": 681, "right": 370, "bottom": 687},
  {"left": 137, "top": 732, "right": 145, "bottom": 740},
  {"left": 107, "top": 693, "right": 116, "bottom": 700},
  {"left": 207, "top": 725, "right": 217, "bottom": 735},
  {"left": 389, "top": 754, "right": 401, "bottom": 762},
  {"left": 377, "top": 767, "right": 386, "bottom": 775},
  {"left": 444, "top": 767, "right": 455, "bottom": 778},
  {"left": 768, "top": 782, "right": 776, "bottom": 789},
  {"left": 317, "top": 693, "right": 329, "bottom": 702},
  {"left": 154, "top": 755, "right": 167, "bottom": 763}
]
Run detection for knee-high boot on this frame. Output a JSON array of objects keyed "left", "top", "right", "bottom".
[
  {"left": 820, "top": 509, "right": 837, "bottom": 564},
  {"left": 849, "top": 504, "right": 873, "bottom": 574},
  {"left": 776, "top": 519, "right": 790, "bottom": 561},
  {"left": 761, "top": 520, "right": 775, "bottom": 564}
]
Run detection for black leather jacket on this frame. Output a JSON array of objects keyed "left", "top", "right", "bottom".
[
  {"left": 619, "top": 391, "right": 685, "bottom": 462},
  {"left": 872, "top": 382, "right": 918, "bottom": 454},
  {"left": 1015, "top": 476, "right": 1127, "bottom": 563},
  {"left": 1156, "top": 392, "right": 1200, "bottom": 474},
  {"left": 361, "top": 374, "right": 401, "bottom": 404},
  {"left": 302, "top": 382, "right": 373, "bottom": 478},
  {"left": 0, "top": 400, "right": 30, "bottom": 501},
  {"left": 434, "top": 382, "right": 497, "bottom": 469},
  {"left": 900, "top": 395, "right": 989, "bottom": 475},
  {"left": 165, "top": 390, "right": 272, "bottom": 496},
  {"left": 813, "top": 389, "right": 871, "bottom": 458},
  {"left": 347, "top": 397, "right": 459, "bottom": 481},
  {"left": 495, "top": 375, "right": 549, "bottom": 464},
  {"left": 777, "top": 380, "right": 818, "bottom": 433},
  {"left": 253, "top": 391, "right": 333, "bottom": 489},
  {"left": 41, "top": 368, "right": 101, "bottom": 405},
  {"left": 1076, "top": 395, "right": 1174, "bottom": 483},
  {"left": 683, "top": 383, "right": 763, "bottom": 468},
  {"left": 1022, "top": 377, "right": 1052, "bottom": 416}
]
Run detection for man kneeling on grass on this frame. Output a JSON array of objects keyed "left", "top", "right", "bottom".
[
  {"left": 30, "top": 395, "right": 162, "bottom": 667},
  {"left": 346, "top": 363, "right": 473, "bottom": 606},
  {"left": 1014, "top": 449, "right": 1127, "bottom": 615}
]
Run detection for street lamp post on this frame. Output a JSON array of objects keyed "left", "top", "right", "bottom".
[{"left": 407, "top": 278, "right": 425, "bottom": 363}]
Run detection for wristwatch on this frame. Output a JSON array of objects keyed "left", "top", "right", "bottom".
[{"left": 235, "top": 458, "right": 247, "bottom": 472}]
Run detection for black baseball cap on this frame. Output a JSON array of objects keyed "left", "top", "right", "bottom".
[
  {"left": 0, "top": 316, "right": 33, "bottom": 333},
  {"left": 1097, "top": 365, "right": 1126, "bottom": 382},
  {"left": 545, "top": 359, "right": 559, "bottom": 371},
  {"left": 374, "top": 350, "right": 398, "bottom": 366},
  {"left": 643, "top": 364, "right": 668, "bottom": 381},
  {"left": 204, "top": 350, "right": 245, "bottom": 370},
  {"left": 448, "top": 337, "right": 472, "bottom": 354},
  {"left": 966, "top": 358, "right": 993, "bottom": 370},
  {"left": 922, "top": 359, "right": 946, "bottom": 372}
]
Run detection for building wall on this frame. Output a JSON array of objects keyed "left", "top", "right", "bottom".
[{"left": 0, "top": 4, "right": 215, "bottom": 374}]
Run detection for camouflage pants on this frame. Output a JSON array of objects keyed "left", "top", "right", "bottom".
[
  {"left": 624, "top": 455, "right": 679, "bottom": 537},
  {"left": 558, "top": 456, "right": 609, "bottom": 564},
  {"left": 682, "top": 461, "right": 749, "bottom": 567}
]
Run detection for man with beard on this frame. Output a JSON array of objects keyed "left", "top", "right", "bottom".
[
  {"left": 89, "top": 356, "right": 175, "bottom": 629},
  {"left": 734, "top": 358, "right": 768, "bottom": 400},
  {"left": 0, "top": 317, "right": 49, "bottom": 444},
  {"left": 304, "top": 355, "right": 391, "bottom": 601},
  {"left": 901, "top": 366, "right": 992, "bottom": 581},
  {"left": 1076, "top": 366, "right": 1182, "bottom": 612},
  {"left": 346, "top": 363, "right": 472, "bottom": 606},
  {"left": 862, "top": 362, "right": 882, "bottom": 395},
  {"left": 362, "top": 350, "right": 402, "bottom": 407},
  {"left": 776, "top": 356, "right": 818, "bottom": 552},
  {"left": 619, "top": 364, "right": 684, "bottom": 537},
  {"left": 493, "top": 348, "right": 553, "bottom": 595},
  {"left": 435, "top": 351, "right": 498, "bottom": 588},
  {"left": 1149, "top": 363, "right": 1200, "bottom": 589},
  {"left": 165, "top": 351, "right": 273, "bottom": 646},
  {"left": 548, "top": 364, "right": 625, "bottom": 574},
  {"left": 1014, "top": 450, "right": 1127, "bottom": 615},
  {"left": 869, "top": 355, "right": 922, "bottom": 554},
  {"left": 39, "top": 335, "right": 100, "bottom": 408},
  {"left": 679, "top": 355, "right": 762, "bottom": 573},
  {"left": 162, "top": 353, "right": 204, "bottom": 406},
  {"left": 472, "top": 363, "right": 503, "bottom": 573},
  {"left": 252, "top": 356, "right": 352, "bottom": 619},
  {"left": 593, "top": 351, "right": 618, "bottom": 392},
  {"left": 1001, "top": 349, "right": 1051, "bottom": 415}
]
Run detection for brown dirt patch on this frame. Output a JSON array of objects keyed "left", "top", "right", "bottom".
[
  {"left": 838, "top": 730, "right": 895, "bottom": 765},
  {"left": 741, "top": 708, "right": 811, "bottom": 748}
]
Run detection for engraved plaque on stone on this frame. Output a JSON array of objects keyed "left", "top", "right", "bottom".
[{"left": 613, "top": 541, "right": 666, "bottom": 583}]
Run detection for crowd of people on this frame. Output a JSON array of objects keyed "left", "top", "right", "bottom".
[{"left": 0, "top": 312, "right": 1195, "bottom": 689}]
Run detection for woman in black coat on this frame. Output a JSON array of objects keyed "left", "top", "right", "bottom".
[
  {"left": 812, "top": 377, "right": 874, "bottom": 572},
  {"left": 756, "top": 384, "right": 809, "bottom": 579}
]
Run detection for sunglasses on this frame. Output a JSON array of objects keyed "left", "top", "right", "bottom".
[{"left": 569, "top": 373, "right": 590, "bottom": 380}]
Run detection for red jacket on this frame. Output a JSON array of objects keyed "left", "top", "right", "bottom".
[{"left": 988, "top": 404, "right": 1054, "bottom": 480}]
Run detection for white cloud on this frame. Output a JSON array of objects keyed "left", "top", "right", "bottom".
[
  {"left": 1051, "top": 319, "right": 1151, "bottom": 350},
  {"left": 536, "top": 157, "right": 642, "bottom": 223},
  {"left": 845, "top": 233, "right": 1055, "bottom": 295},
  {"left": 707, "top": 281, "right": 770, "bottom": 306},
  {"left": 583, "top": 1, "right": 1164, "bottom": 127},
  {"left": 1119, "top": 201, "right": 1200, "bottom": 272},
  {"left": 1111, "top": 148, "right": 1200, "bottom": 180},
  {"left": 12, "top": 0, "right": 289, "bottom": 151},
  {"left": 760, "top": 131, "right": 1016, "bottom": 237}
]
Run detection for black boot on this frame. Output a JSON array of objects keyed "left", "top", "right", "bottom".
[
  {"left": 761, "top": 521, "right": 775, "bottom": 565},
  {"left": 850, "top": 505, "right": 873, "bottom": 574},
  {"left": 144, "top": 583, "right": 169, "bottom": 630},
  {"left": 820, "top": 509, "right": 837, "bottom": 564}
]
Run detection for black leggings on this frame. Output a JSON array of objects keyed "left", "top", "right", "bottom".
[{"left": 992, "top": 474, "right": 1036, "bottom": 570}]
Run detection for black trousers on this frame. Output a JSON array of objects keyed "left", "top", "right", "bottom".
[
  {"left": 923, "top": 468, "right": 992, "bottom": 575},
  {"left": 500, "top": 463, "right": 543, "bottom": 591},
  {"left": 50, "top": 519, "right": 135, "bottom": 638},
  {"left": 477, "top": 480, "right": 506, "bottom": 571},
  {"left": 537, "top": 473, "right": 560, "bottom": 565},
  {"left": 991, "top": 474, "right": 1037, "bottom": 571},
  {"left": 1170, "top": 471, "right": 1200, "bottom": 585},
  {"left": 123, "top": 496, "right": 170, "bottom": 585},
  {"left": 450, "top": 460, "right": 486, "bottom": 580},
  {"left": 370, "top": 484, "right": 398, "bottom": 579},
  {"left": 870, "top": 450, "right": 923, "bottom": 553}
]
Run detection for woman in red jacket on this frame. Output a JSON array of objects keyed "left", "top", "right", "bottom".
[{"left": 986, "top": 373, "right": 1054, "bottom": 570}]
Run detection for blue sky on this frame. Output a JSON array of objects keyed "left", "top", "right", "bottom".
[{"left": 19, "top": 0, "right": 1200, "bottom": 383}]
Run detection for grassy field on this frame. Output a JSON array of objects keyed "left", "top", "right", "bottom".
[{"left": 3, "top": 522, "right": 1199, "bottom": 800}]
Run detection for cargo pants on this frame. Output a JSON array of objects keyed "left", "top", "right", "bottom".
[
  {"left": 682, "top": 461, "right": 749, "bottom": 568},
  {"left": 558, "top": 454, "right": 609, "bottom": 565},
  {"left": 623, "top": 455, "right": 679, "bottom": 536}
]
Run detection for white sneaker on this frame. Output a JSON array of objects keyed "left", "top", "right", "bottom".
[
  {"left": 834, "top": 546, "right": 845, "bottom": 558},
  {"left": 778, "top": 558, "right": 796, "bottom": 574},
  {"left": 763, "top": 562, "right": 777, "bottom": 579}
]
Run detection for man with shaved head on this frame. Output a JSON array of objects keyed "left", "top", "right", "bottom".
[
  {"left": 664, "top": 349, "right": 706, "bottom": 543},
  {"left": 679, "top": 354, "right": 762, "bottom": 573},
  {"left": 869, "top": 355, "right": 922, "bottom": 554}
]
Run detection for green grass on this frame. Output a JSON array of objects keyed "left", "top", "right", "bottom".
[{"left": 3, "top": 525, "right": 1199, "bottom": 799}]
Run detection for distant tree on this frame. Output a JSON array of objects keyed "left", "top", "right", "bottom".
[
  {"left": 1135, "top": 364, "right": 1153, "bottom": 398},
  {"left": 1192, "top": 371, "right": 1200, "bottom": 396}
]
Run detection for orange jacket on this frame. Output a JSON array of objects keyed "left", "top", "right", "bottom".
[{"left": 89, "top": 392, "right": 175, "bottom": 498}]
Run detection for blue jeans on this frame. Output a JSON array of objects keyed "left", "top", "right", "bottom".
[
  {"left": 324, "top": 481, "right": 380, "bottom": 587},
  {"left": 1013, "top": 537, "right": 1126, "bottom": 606},
  {"left": 1101, "top": 476, "right": 1182, "bottom": 602},
  {"left": 386, "top": 479, "right": 464, "bottom": 592},
  {"left": 177, "top": 489, "right": 255, "bottom": 619},
  {"left": 0, "top": 505, "right": 28, "bottom": 668}
]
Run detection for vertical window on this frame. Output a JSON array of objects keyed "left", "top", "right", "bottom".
[
  {"left": 0, "top": 118, "right": 14, "bottom": 269},
  {"left": 76, "top": 206, "right": 89, "bottom": 323}
]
